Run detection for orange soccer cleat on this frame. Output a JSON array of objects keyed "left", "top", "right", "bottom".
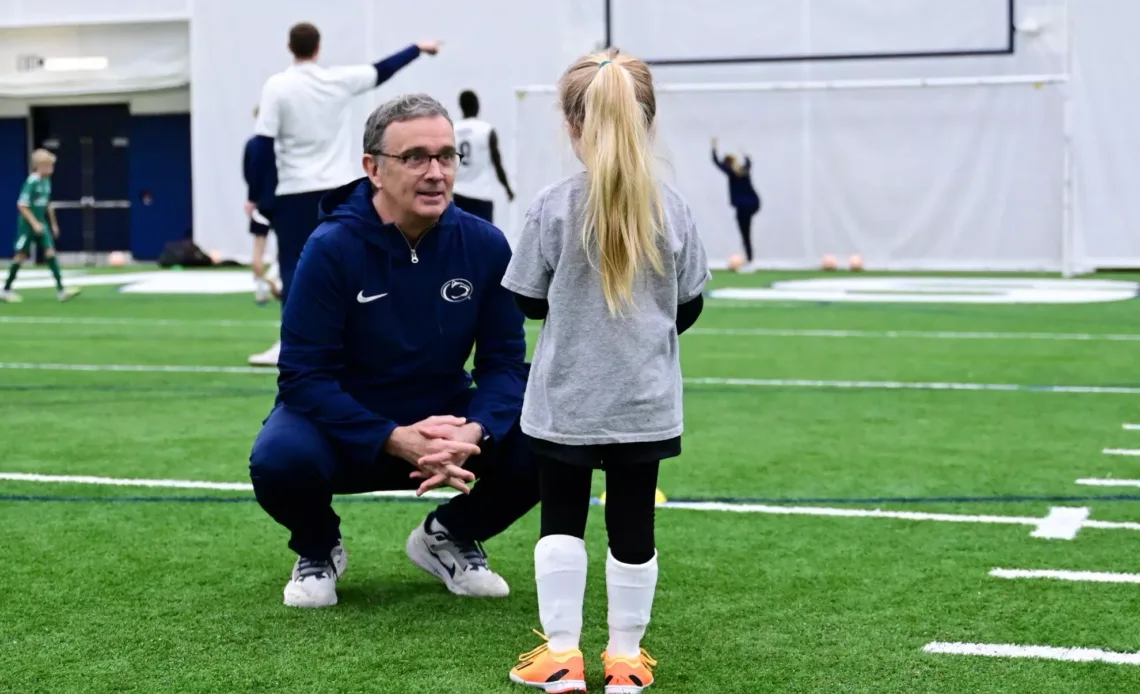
[
  {"left": 601, "top": 648, "right": 657, "bottom": 693},
  {"left": 510, "top": 630, "right": 588, "bottom": 693}
]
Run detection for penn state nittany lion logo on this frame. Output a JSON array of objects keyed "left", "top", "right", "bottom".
[{"left": 440, "top": 278, "right": 474, "bottom": 303}]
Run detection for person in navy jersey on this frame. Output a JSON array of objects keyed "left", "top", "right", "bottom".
[
  {"left": 243, "top": 108, "right": 277, "bottom": 305},
  {"left": 711, "top": 137, "right": 761, "bottom": 269},
  {"left": 249, "top": 93, "right": 538, "bottom": 609},
  {"left": 245, "top": 22, "right": 441, "bottom": 366}
]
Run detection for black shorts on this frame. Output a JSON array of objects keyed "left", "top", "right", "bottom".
[
  {"left": 453, "top": 193, "right": 494, "bottom": 223},
  {"left": 529, "top": 435, "right": 681, "bottom": 469},
  {"left": 249, "top": 219, "right": 270, "bottom": 237}
]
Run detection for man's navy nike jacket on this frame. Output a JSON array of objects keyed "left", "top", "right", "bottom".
[{"left": 274, "top": 178, "right": 528, "bottom": 465}]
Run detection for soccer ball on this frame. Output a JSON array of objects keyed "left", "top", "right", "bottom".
[{"left": 727, "top": 253, "right": 746, "bottom": 272}]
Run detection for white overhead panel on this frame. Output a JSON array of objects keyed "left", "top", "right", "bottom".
[{"left": 609, "top": 0, "right": 1013, "bottom": 64}]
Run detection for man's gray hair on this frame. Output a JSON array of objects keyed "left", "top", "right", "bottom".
[{"left": 363, "top": 92, "right": 452, "bottom": 154}]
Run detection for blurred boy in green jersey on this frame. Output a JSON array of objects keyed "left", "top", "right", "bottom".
[{"left": 2, "top": 148, "right": 81, "bottom": 303}]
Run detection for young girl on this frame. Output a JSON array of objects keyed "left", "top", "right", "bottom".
[{"left": 501, "top": 48, "right": 710, "bottom": 693}]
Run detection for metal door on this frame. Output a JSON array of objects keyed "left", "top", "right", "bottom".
[{"left": 30, "top": 104, "right": 131, "bottom": 263}]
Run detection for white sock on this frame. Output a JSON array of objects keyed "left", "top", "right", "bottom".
[
  {"left": 606, "top": 549, "right": 659, "bottom": 658},
  {"left": 535, "top": 534, "right": 587, "bottom": 653}
]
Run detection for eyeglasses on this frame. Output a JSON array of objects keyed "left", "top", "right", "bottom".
[{"left": 373, "top": 149, "right": 462, "bottom": 173}]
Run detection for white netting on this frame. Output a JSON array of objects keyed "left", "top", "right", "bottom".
[{"left": 512, "top": 77, "right": 1069, "bottom": 272}]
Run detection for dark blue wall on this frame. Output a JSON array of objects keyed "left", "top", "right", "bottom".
[
  {"left": 0, "top": 112, "right": 191, "bottom": 261},
  {"left": 0, "top": 118, "right": 28, "bottom": 256},
  {"left": 129, "top": 114, "right": 192, "bottom": 260}
]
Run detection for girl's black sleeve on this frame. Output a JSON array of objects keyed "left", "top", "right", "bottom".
[
  {"left": 512, "top": 292, "right": 549, "bottom": 320},
  {"left": 676, "top": 294, "right": 703, "bottom": 334}
]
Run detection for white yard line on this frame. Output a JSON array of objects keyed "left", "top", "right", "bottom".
[
  {"left": 1085, "top": 519, "right": 1140, "bottom": 531},
  {"left": 2, "top": 361, "right": 1137, "bottom": 395},
  {"left": 10, "top": 472, "right": 1123, "bottom": 540},
  {"left": 6, "top": 314, "right": 1140, "bottom": 343},
  {"left": 0, "top": 472, "right": 456, "bottom": 499},
  {"left": 663, "top": 500, "right": 1040, "bottom": 526},
  {"left": 990, "top": 568, "right": 1140, "bottom": 584},
  {"left": 1124, "top": 424, "right": 1140, "bottom": 431},
  {"left": 686, "top": 327, "right": 1140, "bottom": 342},
  {"left": 923, "top": 642, "right": 1140, "bottom": 665},
  {"left": 1104, "top": 448, "right": 1140, "bottom": 456},
  {"left": 1076, "top": 478, "right": 1140, "bottom": 488},
  {"left": 0, "top": 362, "right": 272, "bottom": 374},
  {"left": 662, "top": 501, "right": 1116, "bottom": 539},
  {"left": 0, "top": 315, "right": 279, "bottom": 328},
  {"left": 683, "top": 377, "right": 1140, "bottom": 395}
]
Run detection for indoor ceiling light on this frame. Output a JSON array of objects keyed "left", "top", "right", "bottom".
[{"left": 42, "top": 57, "right": 109, "bottom": 72}]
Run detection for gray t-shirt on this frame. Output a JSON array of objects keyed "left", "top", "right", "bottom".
[{"left": 501, "top": 171, "right": 711, "bottom": 446}]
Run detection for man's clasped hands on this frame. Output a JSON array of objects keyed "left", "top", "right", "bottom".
[{"left": 383, "top": 415, "right": 484, "bottom": 496}]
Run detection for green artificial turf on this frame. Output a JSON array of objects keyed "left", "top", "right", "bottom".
[{"left": 2, "top": 268, "right": 1140, "bottom": 692}]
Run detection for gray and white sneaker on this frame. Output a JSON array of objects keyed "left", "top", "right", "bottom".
[
  {"left": 283, "top": 540, "right": 348, "bottom": 608},
  {"left": 406, "top": 514, "right": 509, "bottom": 598}
]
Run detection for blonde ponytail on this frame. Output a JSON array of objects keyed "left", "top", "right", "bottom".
[{"left": 565, "top": 53, "right": 664, "bottom": 315}]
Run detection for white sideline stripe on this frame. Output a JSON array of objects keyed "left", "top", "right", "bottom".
[
  {"left": 0, "top": 315, "right": 280, "bottom": 328},
  {"left": 1104, "top": 448, "right": 1140, "bottom": 456},
  {"left": 690, "top": 327, "right": 1140, "bottom": 342},
  {"left": 990, "top": 568, "right": 1140, "bottom": 584},
  {"left": 2, "top": 473, "right": 1131, "bottom": 538},
  {"left": 666, "top": 501, "right": 1038, "bottom": 525},
  {"left": 923, "top": 642, "right": 1140, "bottom": 665},
  {"left": 683, "top": 377, "right": 1140, "bottom": 395},
  {"left": 1086, "top": 519, "right": 1140, "bottom": 531},
  {"left": 661, "top": 501, "right": 1130, "bottom": 538},
  {"left": 8, "top": 315, "right": 1140, "bottom": 343},
  {"left": 4, "top": 362, "right": 1140, "bottom": 395},
  {"left": 0, "top": 362, "right": 272, "bottom": 374},
  {"left": 1076, "top": 478, "right": 1140, "bottom": 488},
  {"left": 1124, "top": 424, "right": 1140, "bottom": 430},
  {"left": 0, "top": 473, "right": 455, "bottom": 499}
]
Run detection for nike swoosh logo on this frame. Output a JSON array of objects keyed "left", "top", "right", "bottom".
[
  {"left": 426, "top": 543, "right": 457, "bottom": 578},
  {"left": 356, "top": 291, "right": 387, "bottom": 303}
]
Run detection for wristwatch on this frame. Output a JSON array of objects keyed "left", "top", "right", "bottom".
[{"left": 474, "top": 422, "right": 491, "bottom": 442}]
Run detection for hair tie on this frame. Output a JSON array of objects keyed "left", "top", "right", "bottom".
[{"left": 599, "top": 60, "right": 611, "bottom": 67}]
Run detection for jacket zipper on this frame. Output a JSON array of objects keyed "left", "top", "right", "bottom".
[{"left": 401, "top": 225, "right": 435, "bottom": 264}]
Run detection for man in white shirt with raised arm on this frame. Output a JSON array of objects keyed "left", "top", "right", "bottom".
[{"left": 246, "top": 22, "right": 441, "bottom": 366}]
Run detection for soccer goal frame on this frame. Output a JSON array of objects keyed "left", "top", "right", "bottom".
[{"left": 512, "top": 69, "right": 1080, "bottom": 277}]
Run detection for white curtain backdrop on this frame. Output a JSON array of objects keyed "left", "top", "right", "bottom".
[
  {"left": 183, "top": 0, "right": 1140, "bottom": 271},
  {"left": 511, "top": 0, "right": 1072, "bottom": 271},
  {"left": 514, "top": 79, "right": 1066, "bottom": 271},
  {"left": 0, "top": 21, "right": 188, "bottom": 97},
  {"left": 1071, "top": 0, "right": 1140, "bottom": 267}
]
